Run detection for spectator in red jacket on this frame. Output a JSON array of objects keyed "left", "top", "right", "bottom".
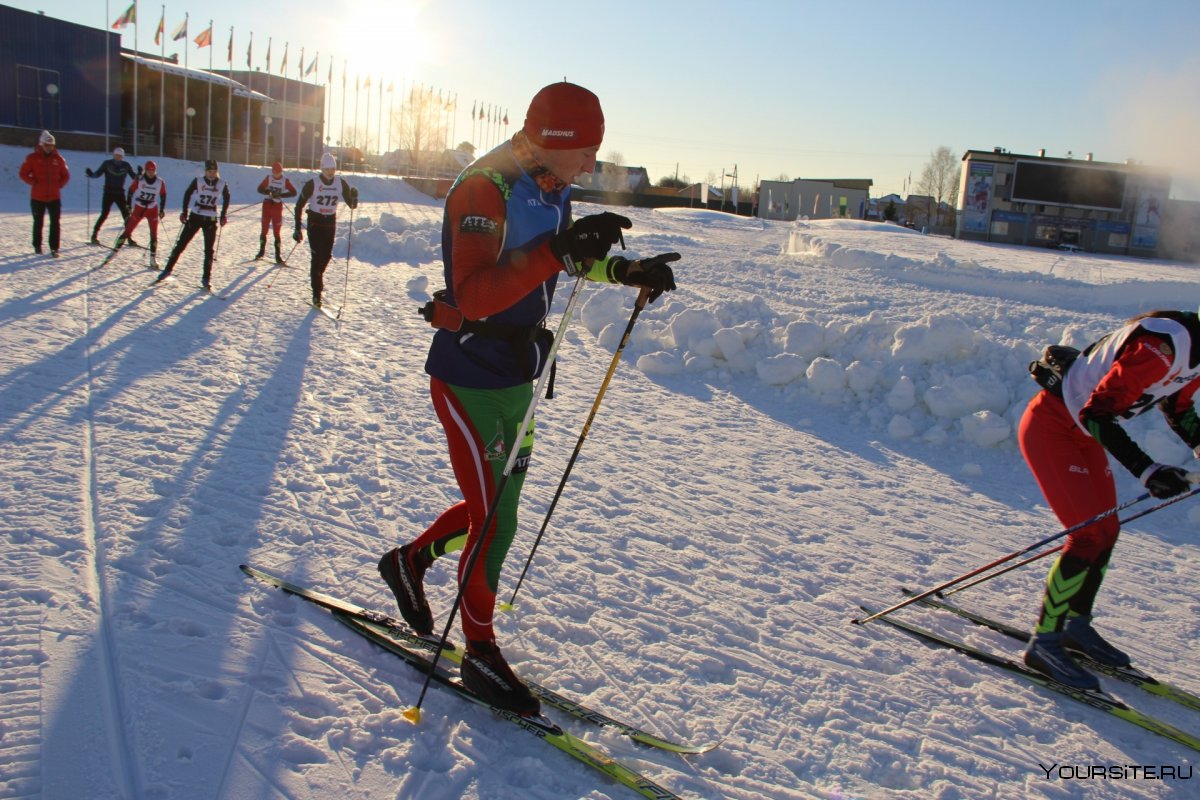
[{"left": 19, "top": 130, "right": 70, "bottom": 256}]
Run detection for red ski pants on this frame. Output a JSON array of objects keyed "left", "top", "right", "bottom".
[{"left": 1018, "top": 390, "right": 1120, "bottom": 563}]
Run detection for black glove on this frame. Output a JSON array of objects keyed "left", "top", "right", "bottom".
[
  {"left": 219, "top": 216, "right": 227, "bottom": 227},
  {"left": 179, "top": 212, "right": 188, "bottom": 224},
  {"left": 270, "top": 188, "right": 282, "bottom": 200},
  {"left": 613, "top": 252, "right": 680, "bottom": 303},
  {"left": 551, "top": 212, "right": 632, "bottom": 272},
  {"left": 348, "top": 187, "right": 359, "bottom": 209},
  {"left": 1143, "top": 464, "right": 1192, "bottom": 499},
  {"left": 293, "top": 228, "right": 303, "bottom": 243},
  {"left": 137, "top": 165, "right": 144, "bottom": 176},
  {"left": 86, "top": 168, "right": 95, "bottom": 178}
]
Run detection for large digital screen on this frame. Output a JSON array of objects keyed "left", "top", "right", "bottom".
[{"left": 1011, "top": 161, "right": 1127, "bottom": 211}]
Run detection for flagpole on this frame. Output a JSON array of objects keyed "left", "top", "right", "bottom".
[
  {"left": 182, "top": 14, "right": 188, "bottom": 160},
  {"left": 133, "top": 1, "right": 139, "bottom": 156},
  {"left": 226, "top": 27, "right": 233, "bottom": 164},
  {"left": 304, "top": 51, "right": 314, "bottom": 167},
  {"left": 105, "top": 1, "right": 111, "bottom": 153},
  {"left": 377, "top": 77, "right": 384, "bottom": 168},
  {"left": 340, "top": 60, "right": 347, "bottom": 159},
  {"left": 325, "top": 55, "right": 333, "bottom": 158},
  {"left": 353, "top": 73, "right": 360, "bottom": 171},
  {"left": 264, "top": 38, "right": 271, "bottom": 166},
  {"left": 364, "top": 72, "right": 371, "bottom": 171},
  {"left": 206, "top": 19, "right": 212, "bottom": 158},
  {"left": 284, "top": 44, "right": 294, "bottom": 167},
  {"left": 244, "top": 32, "right": 252, "bottom": 164},
  {"left": 387, "top": 81, "right": 395, "bottom": 158},
  {"left": 159, "top": 4, "right": 165, "bottom": 156}
]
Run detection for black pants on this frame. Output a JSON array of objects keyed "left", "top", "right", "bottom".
[
  {"left": 31, "top": 198, "right": 62, "bottom": 252},
  {"left": 307, "top": 218, "right": 337, "bottom": 301},
  {"left": 161, "top": 216, "right": 218, "bottom": 285},
  {"left": 94, "top": 191, "right": 131, "bottom": 236}
]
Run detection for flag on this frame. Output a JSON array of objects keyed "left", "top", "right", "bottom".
[
  {"left": 363, "top": 75, "right": 371, "bottom": 90},
  {"left": 246, "top": 34, "right": 253, "bottom": 68},
  {"left": 172, "top": 18, "right": 188, "bottom": 41},
  {"left": 265, "top": 39, "right": 271, "bottom": 72},
  {"left": 112, "top": 3, "right": 136, "bottom": 29},
  {"left": 298, "top": 48, "right": 304, "bottom": 78},
  {"left": 479, "top": 104, "right": 485, "bottom": 120},
  {"left": 305, "top": 54, "right": 317, "bottom": 77},
  {"left": 341, "top": 61, "right": 347, "bottom": 88},
  {"left": 154, "top": 12, "right": 165, "bottom": 45},
  {"left": 327, "top": 58, "right": 332, "bottom": 85},
  {"left": 280, "top": 44, "right": 287, "bottom": 75},
  {"left": 194, "top": 25, "right": 213, "bottom": 48},
  {"left": 471, "top": 101, "right": 476, "bottom": 120},
  {"left": 503, "top": 109, "right": 509, "bottom": 125},
  {"left": 227, "top": 30, "right": 234, "bottom": 64}
]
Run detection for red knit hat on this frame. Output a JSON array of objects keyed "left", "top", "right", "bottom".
[{"left": 523, "top": 82, "right": 604, "bottom": 150}]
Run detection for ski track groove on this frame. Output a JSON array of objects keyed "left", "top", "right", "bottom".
[{"left": 83, "top": 266, "right": 143, "bottom": 798}]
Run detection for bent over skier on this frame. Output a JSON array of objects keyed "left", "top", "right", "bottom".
[
  {"left": 1020, "top": 309, "right": 1200, "bottom": 689},
  {"left": 376, "top": 81, "right": 679, "bottom": 715}
]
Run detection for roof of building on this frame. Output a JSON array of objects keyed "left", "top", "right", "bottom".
[{"left": 122, "top": 53, "right": 273, "bottom": 103}]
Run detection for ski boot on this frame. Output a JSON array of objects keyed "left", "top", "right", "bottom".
[
  {"left": 378, "top": 546, "right": 432, "bottom": 634},
  {"left": 461, "top": 639, "right": 541, "bottom": 715},
  {"left": 1063, "top": 615, "right": 1131, "bottom": 667},
  {"left": 1024, "top": 631, "right": 1100, "bottom": 690}
]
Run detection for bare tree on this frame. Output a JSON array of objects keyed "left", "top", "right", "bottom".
[
  {"left": 916, "top": 146, "right": 960, "bottom": 227},
  {"left": 597, "top": 150, "right": 626, "bottom": 192}
]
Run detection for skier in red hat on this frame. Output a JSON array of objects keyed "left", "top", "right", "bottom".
[
  {"left": 255, "top": 161, "right": 297, "bottom": 263},
  {"left": 109, "top": 161, "right": 168, "bottom": 267},
  {"left": 376, "top": 82, "right": 680, "bottom": 715}
]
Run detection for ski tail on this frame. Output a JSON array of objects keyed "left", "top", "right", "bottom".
[{"left": 861, "top": 605, "right": 1200, "bottom": 752}]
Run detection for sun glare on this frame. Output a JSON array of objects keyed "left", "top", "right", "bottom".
[{"left": 337, "top": 2, "right": 430, "bottom": 83}]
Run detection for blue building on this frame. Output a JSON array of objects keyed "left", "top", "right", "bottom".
[{"left": 0, "top": 4, "right": 319, "bottom": 166}]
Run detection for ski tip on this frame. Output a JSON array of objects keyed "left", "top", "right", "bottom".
[
  {"left": 402, "top": 706, "right": 423, "bottom": 725},
  {"left": 498, "top": 601, "right": 515, "bottom": 613}
]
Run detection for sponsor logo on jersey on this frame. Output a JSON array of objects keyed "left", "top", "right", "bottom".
[{"left": 460, "top": 215, "right": 498, "bottom": 235}]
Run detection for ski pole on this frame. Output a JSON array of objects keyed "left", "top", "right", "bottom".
[
  {"left": 404, "top": 272, "right": 591, "bottom": 725},
  {"left": 336, "top": 207, "right": 355, "bottom": 319},
  {"left": 852, "top": 492, "right": 1153, "bottom": 625},
  {"left": 86, "top": 178, "right": 92, "bottom": 242},
  {"left": 266, "top": 237, "right": 303, "bottom": 290},
  {"left": 224, "top": 200, "right": 260, "bottom": 218},
  {"left": 502, "top": 286, "right": 653, "bottom": 612},
  {"left": 941, "top": 479, "right": 1200, "bottom": 597}
]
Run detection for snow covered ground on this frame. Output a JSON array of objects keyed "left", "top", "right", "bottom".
[{"left": 2, "top": 143, "right": 1199, "bottom": 799}]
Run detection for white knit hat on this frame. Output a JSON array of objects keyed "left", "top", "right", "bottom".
[
  {"left": 320, "top": 152, "right": 337, "bottom": 170},
  {"left": 113, "top": 147, "right": 125, "bottom": 157},
  {"left": 39, "top": 130, "right": 55, "bottom": 145}
]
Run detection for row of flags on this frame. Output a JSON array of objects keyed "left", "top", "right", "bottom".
[{"left": 109, "top": 4, "right": 509, "bottom": 144}]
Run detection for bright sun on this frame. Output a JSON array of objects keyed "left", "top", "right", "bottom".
[{"left": 338, "top": 2, "right": 430, "bottom": 84}]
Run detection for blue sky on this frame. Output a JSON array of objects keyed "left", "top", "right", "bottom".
[{"left": 13, "top": 0, "right": 1200, "bottom": 198}]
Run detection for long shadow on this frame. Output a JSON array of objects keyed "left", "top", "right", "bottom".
[{"left": 29, "top": 259, "right": 321, "bottom": 796}]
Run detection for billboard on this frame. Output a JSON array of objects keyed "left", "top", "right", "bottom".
[{"left": 1011, "top": 161, "right": 1127, "bottom": 211}]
